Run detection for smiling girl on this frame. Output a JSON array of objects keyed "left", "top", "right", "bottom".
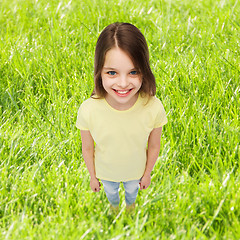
[{"left": 76, "top": 23, "right": 168, "bottom": 210}]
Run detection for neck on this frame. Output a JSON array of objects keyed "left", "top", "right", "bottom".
[{"left": 105, "top": 93, "right": 139, "bottom": 111}]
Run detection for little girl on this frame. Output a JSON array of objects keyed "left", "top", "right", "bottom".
[{"left": 76, "top": 22, "right": 167, "bottom": 209}]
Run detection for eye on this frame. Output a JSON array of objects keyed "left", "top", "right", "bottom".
[
  {"left": 107, "top": 71, "right": 117, "bottom": 76},
  {"left": 130, "top": 70, "right": 138, "bottom": 75}
]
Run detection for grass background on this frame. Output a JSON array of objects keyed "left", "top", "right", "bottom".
[{"left": 0, "top": 0, "right": 239, "bottom": 239}]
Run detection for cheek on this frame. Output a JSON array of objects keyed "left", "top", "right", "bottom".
[
  {"left": 135, "top": 77, "right": 143, "bottom": 88},
  {"left": 101, "top": 77, "right": 110, "bottom": 90}
]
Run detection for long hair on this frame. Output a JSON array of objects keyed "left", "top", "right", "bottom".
[{"left": 92, "top": 22, "right": 156, "bottom": 97}]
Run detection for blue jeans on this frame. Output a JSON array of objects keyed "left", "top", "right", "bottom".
[{"left": 101, "top": 179, "right": 140, "bottom": 207}]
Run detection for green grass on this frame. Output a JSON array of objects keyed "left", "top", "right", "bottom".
[{"left": 0, "top": 0, "right": 239, "bottom": 239}]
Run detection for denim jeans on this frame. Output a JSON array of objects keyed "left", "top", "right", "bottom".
[{"left": 101, "top": 179, "right": 140, "bottom": 207}]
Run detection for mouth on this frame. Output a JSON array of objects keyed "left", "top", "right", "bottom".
[{"left": 113, "top": 88, "right": 133, "bottom": 97}]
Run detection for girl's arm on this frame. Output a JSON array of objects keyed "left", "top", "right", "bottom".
[
  {"left": 80, "top": 130, "right": 101, "bottom": 192},
  {"left": 140, "top": 127, "right": 162, "bottom": 190}
]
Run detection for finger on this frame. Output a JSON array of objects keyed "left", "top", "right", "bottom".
[{"left": 94, "top": 187, "right": 101, "bottom": 192}]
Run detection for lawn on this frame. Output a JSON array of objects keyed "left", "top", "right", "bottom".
[{"left": 0, "top": 0, "right": 239, "bottom": 239}]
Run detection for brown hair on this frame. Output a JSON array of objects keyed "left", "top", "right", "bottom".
[{"left": 92, "top": 22, "right": 156, "bottom": 97}]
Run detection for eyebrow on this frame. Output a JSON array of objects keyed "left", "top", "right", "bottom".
[
  {"left": 103, "top": 67, "right": 117, "bottom": 70},
  {"left": 103, "top": 67, "right": 137, "bottom": 71}
]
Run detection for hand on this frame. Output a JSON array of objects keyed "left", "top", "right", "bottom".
[
  {"left": 90, "top": 177, "right": 101, "bottom": 192},
  {"left": 140, "top": 174, "right": 151, "bottom": 190}
]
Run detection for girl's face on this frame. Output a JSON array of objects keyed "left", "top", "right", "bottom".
[{"left": 101, "top": 47, "right": 142, "bottom": 110}]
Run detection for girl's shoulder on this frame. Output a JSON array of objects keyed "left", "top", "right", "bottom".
[
  {"left": 80, "top": 96, "right": 103, "bottom": 107},
  {"left": 140, "top": 95, "right": 167, "bottom": 126},
  {"left": 140, "top": 95, "right": 164, "bottom": 108},
  {"left": 78, "top": 96, "right": 105, "bottom": 115}
]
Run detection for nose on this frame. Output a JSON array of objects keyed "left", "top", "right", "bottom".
[{"left": 117, "top": 75, "right": 129, "bottom": 88}]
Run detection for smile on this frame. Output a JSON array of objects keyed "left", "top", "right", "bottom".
[{"left": 113, "top": 88, "right": 133, "bottom": 97}]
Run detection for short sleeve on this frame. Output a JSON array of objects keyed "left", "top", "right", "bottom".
[
  {"left": 153, "top": 98, "right": 168, "bottom": 128},
  {"left": 76, "top": 102, "right": 90, "bottom": 130}
]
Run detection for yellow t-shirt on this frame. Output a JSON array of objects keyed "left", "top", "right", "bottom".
[{"left": 76, "top": 94, "right": 168, "bottom": 182}]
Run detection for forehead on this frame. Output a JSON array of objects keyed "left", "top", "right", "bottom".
[{"left": 104, "top": 47, "right": 135, "bottom": 69}]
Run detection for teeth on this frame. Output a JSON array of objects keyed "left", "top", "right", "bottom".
[{"left": 116, "top": 90, "right": 130, "bottom": 94}]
